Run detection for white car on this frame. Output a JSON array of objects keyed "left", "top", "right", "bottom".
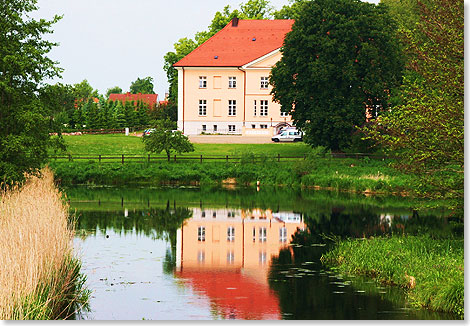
[{"left": 272, "top": 129, "right": 303, "bottom": 142}]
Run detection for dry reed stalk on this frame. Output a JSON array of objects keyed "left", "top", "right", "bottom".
[{"left": 0, "top": 168, "right": 76, "bottom": 319}]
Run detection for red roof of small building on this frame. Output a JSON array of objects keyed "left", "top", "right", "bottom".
[
  {"left": 108, "top": 93, "right": 158, "bottom": 107},
  {"left": 174, "top": 19, "right": 294, "bottom": 67}
]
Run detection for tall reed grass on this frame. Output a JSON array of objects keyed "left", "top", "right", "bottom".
[{"left": 0, "top": 168, "right": 89, "bottom": 319}]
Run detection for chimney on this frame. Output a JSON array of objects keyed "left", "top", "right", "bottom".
[{"left": 232, "top": 17, "right": 239, "bottom": 27}]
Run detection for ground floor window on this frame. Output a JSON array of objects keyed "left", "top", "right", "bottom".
[
  {"left": 213, "top": 125, "right": 217, "bottom": 132},
  {"left": 260, "top": 124, "right": 268, "bottom": 129},
  {"left": 228, "top": 125, "right": 235, "bottom": 132},
  {"left": 198, "top": 226, "right": 205, "bottom": 242},
  {"left": 202, "top": 125, "right": 206, "bottom": 132},
  {"left": 252, "top": 124, "right": 256, "bottom": 129}
]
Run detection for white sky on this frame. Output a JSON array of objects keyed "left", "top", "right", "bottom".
[{"left": 33, "top": 0, "right": 379, "bottom": 99}]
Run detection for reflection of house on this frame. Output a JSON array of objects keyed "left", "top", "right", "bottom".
[
  {"left": 174, "top": 207, "right": 305, "bottom": 319},
  {"left": 173, "top": 19, "right": 294, "bottom": 136}
]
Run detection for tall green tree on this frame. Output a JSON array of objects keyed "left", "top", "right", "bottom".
[
  {"left": 363, "top": 0, "right": 463, "bottom": 206},
  {"left": 129, "top": 77, "right": 155, "bottom": 94},
  {"left": 142, "top": 119, "right": 194, "bottom": 161},
  {"left": 270, "top": 0, "right": 403, "bottom": 151},
  {"left": 0, "top": 0, "right": 63, "bottom": 185},
  {"left": 106, "top": 86, "right": 122, "bottom": 98}
]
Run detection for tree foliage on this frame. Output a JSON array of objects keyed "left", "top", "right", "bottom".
[
  {"left": 142, "top": 119, "right": 194, "bottom": 161},
  {"left": 0, "top": 0, "right": 62, "bottom": 185},
  {"left": 362, "top": 0, "right": 463, "bottom": 205},
  {"left": 129, "top": 76, "right": 155, "bottom": 94},
  {"left": 106, "top": 86, "right": 122, "bottom": 98},
  {"left": 270, "top": 0, "right": 403, "bottom": 151}
]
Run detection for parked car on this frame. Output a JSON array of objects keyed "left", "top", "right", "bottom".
[
  {"left": 271, "top": 129, "right": 303, "bottom": 142},
  {"left": 143, "top": 128, "right": 156, "bottom": 136}
]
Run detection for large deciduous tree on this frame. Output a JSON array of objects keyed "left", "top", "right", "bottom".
[
  {"left": 0, "top": 0, "right": 62, "bottom": 185},
  {"left": 270, "top": 0, "right": 403, "bottom": 151},
  {"left": 129, "top": 77, "right": 155, "bottom": 94},
  {"left": 363, "top": 0, "right": 463, "bottom": 206}
]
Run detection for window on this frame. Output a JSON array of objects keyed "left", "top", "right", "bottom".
[
  {"left": 228, "top": 125, "right": 236, "bottom": 132},
  {"left": 227, "top": 211, "right": 235, "bottom": 218},
  {"left": 280, "top": 111, "right": 288, "bottom": 117},
  {"left": 198, "top": 250, "right": 205, "bottom": 263},
  {"left": 228, "top": 100, "right": 236, "bottom": 116},
  {"left": 227, "top": 251, "right": 235, "bottom": 264},
  {"left": 259, "top": 227, "right": 267, "bottom": 242},
  {"left": 199, "top": 76, "right": 207, "bottom": 88},
  {"left": 201, "top": 211, "right": 206, "bottom": 218},
  {"left": 252, "top": 124, "right": 256, "bottom": 129},
  {"left": 213, "top": 211, "right": 217, "bottom": 218},
  {"left": 202, "top": 125, "right": 206, "bottom": 132},
  {"left": 252, "top": 227, "right": 256, "bottom": 242},
  {"left": 198, "top": 226, "right": 205, "bottom": 242},
  {"left": 260, "top": 124, "right": 268, "bottom": 129},
  {"left": 227, "top": 226, "right": 235, "bottom": 242},
  {"left": 260, "top": 77, "right": 269, "bottom": 89},
  {"left": 213, "top": 125, "right": 217, "bottom": 132},
  {"left": 228, "top": 76, "right": 237, "bottom": 88},
  {"left": 259, "top": 251, "right": 267, "bottom": 265},
  {"left": 280, "top": 227, "right": 287, "bottom": 243},
  {"left": 253, "top": 100, "right": 257, "bottom": 116},
  {"left": 199, "top": 100, "right": 207, "bottom": 116},
  {"left": 260, "top": 100, "right": 268, "bottom": 116}
]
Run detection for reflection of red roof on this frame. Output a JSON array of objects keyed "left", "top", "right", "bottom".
[
  {"left": 109, "top": 93, "right": 158, "bottom": 108},
  {"left": 159, "top": 100, "right": 168, "bottom": 106},
  {"left": 176, "top": 270, "right": 280, "bottom": 320},
  {"left": 174, "top": 19, "right": 294, "bottom": 67}
]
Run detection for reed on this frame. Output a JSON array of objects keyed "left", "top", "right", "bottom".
[{"left": 0, "top": 168, "right": 89, "bottom": 319}]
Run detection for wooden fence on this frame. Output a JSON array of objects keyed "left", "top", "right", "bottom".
[{"left": 49, "top": 152, "right": 387, "bottom": 164}]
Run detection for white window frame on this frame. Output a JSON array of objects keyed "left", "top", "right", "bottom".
[
  {"left": 260, "top": 76, "right": 269, "bottom": 89},
  {"left": 280, "top": 227, "right": 287, "bottom": 243},
  {"left": 259, "top": 227, "right": 267, "bottom": 242},
  {"left": 228, "top": 125, "right": 236, "bottom": 133},
  {"left": 198, "top": 99, "right": 207, "bottom": 116},
  {"left": 228, "top": 100, "right": 236, "bottom": 116},
  {"left": 202, "top": 124, "right": 206, "bottom": 132},
  {"left": 227, "top": 226, "right": 235, "bottom": 242},
  {"left": 198, "top": 226, "right": 205, "bottom": 242},
  {"left": 199, "top": 76, "right": 207, "bottom": 88},
  {"left": 260, "top": 100, "right": 268, "bottom": 116},
  {"left": 228, "top": 76, "right": 237, "bottom": 88},
  {"left": 253, "top": 100, "right": 257, "bottom": 116}
]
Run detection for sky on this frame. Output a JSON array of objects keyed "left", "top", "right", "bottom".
[{"left": 33, "top": 0, "right": 379, "bottom": 99}]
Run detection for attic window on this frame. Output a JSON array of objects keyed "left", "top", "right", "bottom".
[
  {"left": 252, "top": 37, "right": 256, "bottom": 41},
  {"left": 214, "top": 55, "right": 218, "bottom": 59}
]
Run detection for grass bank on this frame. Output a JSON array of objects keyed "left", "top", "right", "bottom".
[
  {"left": 321, "top": 235, "right": 464, "bottom": 318},
  {"left": 48, "top": 154, "right": 417, "bottom": 195},
  {"left": 0, "top": 169, "right": 89, "bottom": 319}
]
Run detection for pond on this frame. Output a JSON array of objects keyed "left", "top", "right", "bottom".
[{"left": 67, "top": 186, "right": 460, "bottom": 320}]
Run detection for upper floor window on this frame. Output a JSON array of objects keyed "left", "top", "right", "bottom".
[
  {"left": 260, "top": 77, "right": 269, "bottom": 89},
  {"left": 227, "top": 211, "right": 235, "bottom": 218},
  {"left": 280, "top": 111, "right": 289, "bottom": 117},
  {"left": 280, "top": 227, "right": 287, "bottom": 243},
  {"left": 198, "top": 226, "right": 205, "bottom": 242},
  {"left": 228, "top": 77, "right": 237, "bottom": 88},
  {"left": 198, "top": 100, "right": 207, "bottom": 116},
  {"left": 227, "top": 226, "right": 235, "bottom": 242},
  {"left": 228, "top": 100, "right": 236, "bottom": 116},
  {"left": 259, "top": 227, "right": 267, "bottom": 242},
  {"left": 260, "top": 100, "right": 268, "bottom": 116},
  {"left": 199, "top": 76, "right": 207, "bottom": 88}
]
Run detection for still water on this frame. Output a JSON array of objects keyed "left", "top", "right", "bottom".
[{"left": 67, "top": 186, "right": 459, "bottom": 320}]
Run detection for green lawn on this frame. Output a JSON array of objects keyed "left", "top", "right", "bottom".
[{"left": 54, "top": 134, "right": 311, "bottom": 157}]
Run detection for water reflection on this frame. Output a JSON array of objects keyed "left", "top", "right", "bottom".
[{"left": 68, "top": 186, "right": 459, "bottom": 320}]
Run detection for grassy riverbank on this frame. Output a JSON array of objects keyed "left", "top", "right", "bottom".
[
  {"left": 321, "top": 235, "right": 464, "bottom": 318},
  {"left": 0, "top": 169, "right": 89, "bottom": 319},
  {"left": 48, "top": 156, "right": 416, "bottom": 195}
]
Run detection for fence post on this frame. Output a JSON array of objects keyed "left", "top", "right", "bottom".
[
  {"left": 226, "top": 155, "right": 228, "bottom": 163},
  {"left": 174, "top": 155, "right": 176, "bottom": 162},
  {"left": 148, "top": 154, "right": 150, "bottom": 163},
  {"left": 200, "top": 155, "right": 203, "bottom": 163},
  {"left": 304, "top": 154, "right": 306, "bottom": 160},
  {"left": 68, "top": 154, "right": 72, "bottom": 162},
  {"left": 122, "top": 154, "right": 124, "bottom": 164},
  {"left": 278, "top": 153, "right": 280, "bottom": 162},
  {"left": 99, "top": 154, "right": 101, "bottom": 163}
]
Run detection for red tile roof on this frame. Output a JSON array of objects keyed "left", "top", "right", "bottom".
[
  {"left": 109, "top": 93, "right": 158, "bottom": 108},
  {"left": 174, "top": 19, "right": 294, "bottom": 67}
]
